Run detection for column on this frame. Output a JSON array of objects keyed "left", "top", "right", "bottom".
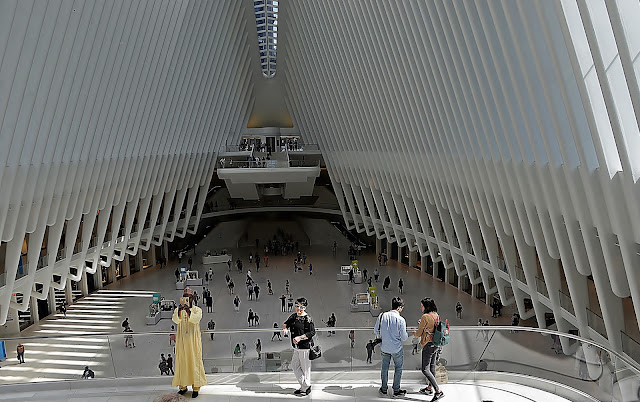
[
  {"left": 163, "top": 240, "right": 169, "bottom": 262},
  {"left": 65, "top": 278, "right": 73, "bottom": 305},
  {"left": 421, "top": 256, "right": 428, "bottom": 274},
  {"left": 409, "top": 250, "right": 417, "bottom": 268},
  {"left": 108, "top": 259, "right": 116, "bottom": 283},
  {"left": 30, "top": 296, "right": 39, "bottom": 324},
  {"left": 376, "top": 238, "right": 382, "bottom": 255},
  {"left": 396, "top": 243, "right": 402, "bottom": 263},
  {"left": 122, "top": 257, "right": 130, "bottom": 277},
  {"left": 48, "top": 287, "right": 57, "bottom": 312},
  {"left": 150, "top": 245, "right": 157, "bottom": 267},
  {"left": 0, "top": 308, "right": 21, "bottom": 337},
  {"left": 444, "top": 266, "right": 451, "bottom": 285},
  {"left": 95, "top": 265, "right": 103, "bottom": 289},
  {"left": 80, "top": 270, "right": 89, "bottom": 297},
  {"left": 136, "top": 249, "right": 144, "bottom": 270}
]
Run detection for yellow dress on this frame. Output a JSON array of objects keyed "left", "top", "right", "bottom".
[{"left": 172, "top": 306, "right": 207, "bottom": 388}]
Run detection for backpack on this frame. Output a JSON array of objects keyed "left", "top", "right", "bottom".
[{"left": 431, "top": 315, "right": 450, "bottom": 347}]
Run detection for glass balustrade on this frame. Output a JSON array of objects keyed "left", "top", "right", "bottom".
[{"left": 1, "top": 327, "right": 639, "bottom": 401}]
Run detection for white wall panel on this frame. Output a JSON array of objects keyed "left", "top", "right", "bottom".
[{"left": 280, "top": 0, "right": 640, "bottom": 359}]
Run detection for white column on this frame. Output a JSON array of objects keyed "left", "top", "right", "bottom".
[
  {"left": 123, "top": 257, "right": 130, "bottom": 277},
  {"left": 421, "top": 256, "right": 428, "bottom": 274},
  {"left": 29, "top": 296, "right": 39, "bottom": 324},
  {"left": 163, "top": 240, "right": 169, "bottom": 262},
  {"left": 136, "top": 249, "right": 144, "bottom": 270},
  {"left": 80, "top": 270, "right": 89, "bottom": 297},
  {"left": 108, "top": 259, "right": 116, "bottom": 283},
  {"left": 48, "top": 287, "right": 57, "bottom": 312},
  {"left": 95, "top": 265, "right": 103, "bottom": 289},
  {"left": 409, "top": 250, "right": 417, "bottom": 267},
  {"left": 150, "top": 245, "right": 157, "bottom": 267},
  {"left": 376, "top": 238, "right": 382, "bottom": 255},
  {"left": 65, "top": 278, "right": 73, "bottom": 304}
]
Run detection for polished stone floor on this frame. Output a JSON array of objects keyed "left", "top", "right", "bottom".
[{"left": 0, "top": 219, "right": 610, "bottom": 400}]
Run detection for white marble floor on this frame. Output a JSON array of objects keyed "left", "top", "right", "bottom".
[{"left": 0, "top": 219, "right": 608, "bottom": 400}]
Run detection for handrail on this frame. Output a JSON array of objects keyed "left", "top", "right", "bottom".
[{"left": 2, "top": 326, "right": 639, "bottom": 374}]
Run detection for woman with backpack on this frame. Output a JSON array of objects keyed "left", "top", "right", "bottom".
[{"left": 413, "top": 298, "right": 445, "bottom": 401}]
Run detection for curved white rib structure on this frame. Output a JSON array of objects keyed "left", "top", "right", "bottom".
[{"left": 1, "top": 0, "right": 640, "bottom": 363}]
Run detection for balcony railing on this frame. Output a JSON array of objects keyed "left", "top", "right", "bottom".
[
  {"left": 0, "top": 327, "right": 638, "bottom": 402},
  {"left": 535, "top": 276, "right": 549, "bottom": 298},
  {"left": 496, "top": 257, "right": 508, "bottom": 274},
  {"left": 514, "top": 265, "right": 527, "bottom": 284},
  {"left": 587, "top": 308, "right": 608, "bottom": 338},
  {"left": 621, "top": 330, "right": 640, "bottom": 366},
  {"left": 558, "top": 290, "right": 575, "bottom": 315}
]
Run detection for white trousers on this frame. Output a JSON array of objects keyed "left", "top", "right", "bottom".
[{"left": 291, "top": 348, "right": 311, "bottom": 389}]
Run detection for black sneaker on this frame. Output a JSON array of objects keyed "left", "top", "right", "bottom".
[
  {"left": 294, "top": 389, "right": 304, "bottom": 395},
  {"left": 305, "top": 386, "right": 311, "bottom": 395},
  {"left": 419, "top": 387, "right": 434, "bottom": 395},
  {"left": 431, "top": 390, "right": 444, "bottom": 401},
  {"left": 379, "top": 388, "right": 388, "bottom": 396},
  {"left": 178, "top": 388, "right": 188, "bottom": 395},
  {"left": 393, "top": 389, "right": 407, "bottom": 397},
  {"left": 192, "top": 391, "right": 199, "bottom": 398}
]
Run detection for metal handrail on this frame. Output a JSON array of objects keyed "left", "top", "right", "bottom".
[{"left": 2, "top": 325, "right": 639, "bottom": 373}]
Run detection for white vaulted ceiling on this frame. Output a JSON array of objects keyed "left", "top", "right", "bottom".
[{"left": 1, "top": 0, "right": 640, "bottom": 364}]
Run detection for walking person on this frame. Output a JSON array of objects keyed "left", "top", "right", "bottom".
[
  {"left": 398, "top": 278, "right": 404, "bottom": 294},
  {"left": 383, "top": 275, "right": 391, "bottom": 290},
  {"left": 228, "top": 279, "right": 235, "bottom": 295},
  {"left": 511, "top": 313, "right": 520, "bottom": 333},
  {"left": 159, "top": 354, "right": 169, "bottom": 375},
  {"left": 282, "top": 297, "right": 316, "bottom": 396},
  {"left": 233, "top": 295, "right": 240, "bottom": 312},
  {"left": 308, "top": 263, "right": 313, "bottom": 275},
  {"left": 374, "top": 268, "right": 380, "bottom": 282},
  {"left": 206, "top": 294, "right": 213, "bottom": 313},
  {"left": 248, "top": 309, "right": 255, "bottom": 327},
  {"left": 332, "top": 241, "right": 337, "bottom": 256},
  {"left": 366, "top": 340, "right": 375, "bottom": 363},
  {"left": 175, "top": 268, "right": 180, "bottom": 282},
  {"left": 167, "top": 353, "right": 174, "bottom": 375},
  {"left": 272, "top": 322, "right": 282, "bottom": 341},
  {"left": 268, "top": 280, "right": 273, "bottom": 295},
  {"left": 476, "top": 318, "right": 484, "bottom": 340},
  {"left": 483, "top": 320, "right": 490, "bottom": 341},
  {"left": 254, "top": 284, "right": 260, "bottom": 300},
  {"left": 363, "top": 268, "right": 368, "bottom": 281},
  {"left": 285, "top": 279, "right": 290, "bottom": 295},
  {"left": 207, "top": 319, "right": 215, "bottom": 340},
  {"left": 374, "top": 297, "right": 408, "bottom": 397},
  {"left": 16, "top": 343, "right": 25, "bottom": 364},
  {"left": 225, "top": 273, "right": 230, "bottom": 285},
  {"left": 349, "top": 330, "right": 355, "bottom": 348},
  {"left": 414, "top": 298, "right": 445, "bottom": 400},
  {"left": 188, "top": 256, "right": 193, "bottom": 270},
  {"left": 455, "top": 301, "right": 463, "bottom": 319},
  {"left": 256, "top": 339, "right": 262, "bottom": 360},
  {"left": 123, "top": 325, "right": 135, "bottom": 348},
  {"left": 248, "top": 283, "right": 254, "bottom": 300}
]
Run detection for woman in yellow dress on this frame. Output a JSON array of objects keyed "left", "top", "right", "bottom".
[{"left": 172, "top": 288, "right": 207, "bottom": 398}]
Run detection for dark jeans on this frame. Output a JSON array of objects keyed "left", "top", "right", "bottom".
[{"left": 421, "top": 343, "right": 441, "bottom": 391}]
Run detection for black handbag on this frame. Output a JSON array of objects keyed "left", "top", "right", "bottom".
[{"left": 309, "top": 344, "right": 322, "bottom": 360}]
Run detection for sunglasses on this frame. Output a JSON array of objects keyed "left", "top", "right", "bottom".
[{"left": 295, "top": 305, "right": 306, "bottom": 310}]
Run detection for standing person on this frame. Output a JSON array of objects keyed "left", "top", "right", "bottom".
[
  {"left": 349, "top": 330, "right": 355, "bottom": 348},
  {"left": 254, "top": 284, "right": 260, "bottom": 300},
  {"left": 208, "top": 268, "right": 213, "bottom": 284},
  {"left": 16, "top": 343, "right": 25, "bottom": 364},
  {"left": 308, "top": 263, "right": 313, "bottom": 275},
  {"left": 159, "top": 354, "right": 168, "bottom": 375},
  {"left": 170, "top": 325, "right": 176, "bottom": 346},
  {"left": 383, "top": 276, "right": 391, "bottom": 290},
  {"left": 414, "top": 298, "right": 445, "bottom": 400},
  {"left": 268, "top": 280, "right": 273, "bottom": 295},
  {"left": 483, "top": 320, "right": 490, "bottom": 341},
  {"left": 332, "top": 241, "right": 337, "bottom": 256},
  {"left": 455, "top": 301, "right": 463, "bottom": 319},
  {"left": 302, "top": 253, "right": 307, "bottom": 264},
  {"left": 228, "top": 279, "right": 235, "bottom": 295},
  {"left": 398, "top": 278, "right": 404, "bottom": 294},
  {"left": 207, "top": 319, "right": 215, "bottom": 340},
  {"left": 254, "top": 313, "right": 260, "bottom": 326},
  {"left": 178, "top": 252, "right": 183, "bottom": 264},
  {"left": 248, "top": 309, "right": 255, "bottom": 327},
  {"left": 511, "top": 313, "right": 520, "bottom": 333},
  {"left": 123, "top": 325, "right": 135, "bottom": 348},
  {"left": 329, "top": 313, "right": 336, "bottom": 335},
  {"left": 233, "top": 295, "right": 240, "bottom": 312},
  {"left": 366, "top": 340, "right": 375, "bottom": 363},
  {"left": 225, "top": 273, "right": 231, "bottom": 285},
  {"left": 256, "top": 257, "right": 260, "bottom": 272},
  {"left": 206, "top": 294, "right": 213, "bottom": 313},
  {"left": 374, "top": 268, "right": 380, "bottom": 282},
  {"left": 282, "top": 297, "right": 316, "bottom": 396},
  {"left": 287, "top": 295, "right": 294, "bottom": 312},
  {"left": 285, "top": 280, "right": 290, "bottom": 295},
  {"left": 172, "top": 288, "right": 207, "bottom": 398},
  {"left": 167, "top": 354, "right": 174, "bottom": 375},
  {"left": 280, "top": 294, "right": 287, "bottom": 312},
  {"left": 241, "top": 343, "right": 247, "bottom": 359},
  {"left": 227, "top": 259, "right": 232, "bottom": 272},
  {"left": 476, "top": 318, "right": 484, "bottom": 340},
  {"left": 374, "top": 296, "right": 408, "bottom": 397},
  {"left": 368, "top": 277, "right": 373, "bottom": 287},
  {"left": 264, "top": 255, "right": 269, "bottom": 267},
  {"left": 175, "top": 268, "right": 180, "bottom": 282},
  {"left": 378, "top": 254, "right": 382, "bottom": 266},
  {"left": 256, "top": 339, "right": 262, "bottom": 360},
  {"left": 60, "top": 303, "right": 67, "bottom": 318},
  {"left": 272, "top": 322, "right": 282, "bottom": 341},
  {"left": 188, "top": 256, "right": 193, "bottom": 270},
  {"left": 249, "top": 253, "right": 253, "bottom": 264},
  {"left": 348, "top": 268, "right": 354, "bottom": 284},
  {"left": 122, "top": 317, "right": 129, "bottom": 329},
  {"left": 363, "top": 268, "right": 368, "bottom": 281},
  {"left": 247, "top": 283, "right": 254, "bottom": 300},
  {"left": 491, "top": 298, "right": 500, "bottom": 318}
]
